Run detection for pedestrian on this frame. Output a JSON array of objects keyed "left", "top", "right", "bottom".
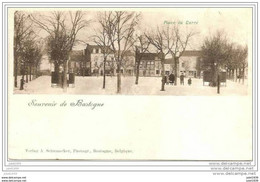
[
  {"left": 188, "top": 78, "right": 192, "bottom": 86},
  {"left": 180, "top": 73, "right": 185, "bottom": 85},
  {"left": 169, "top": 73, "right": 175, "bottom": 85}
]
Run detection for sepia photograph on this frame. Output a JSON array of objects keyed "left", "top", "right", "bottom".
[{"left": 12, "top": 8, "right": 250, "bottom": 95}]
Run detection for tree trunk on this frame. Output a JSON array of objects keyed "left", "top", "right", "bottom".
[
  {"left": 232, "top": 69, "right": 234, "bottom": 80},
  {"left": 135, "top": 61, "right": 140, "bottom": 85},
  {"left": 14, "top": 56, "right": 18, "bottom": 87},
  {"left": 210, "top": 64, "right": 218, "bottom": 87},
  {"left": 238, "top": 68, "right": 241, "bottom": 83},
  {"left": 117, "top": 63, "right": 121, "bottom": 94},
  {"left": 235, "top": 68, "right": 238, "bottom": 82},
  {"left": 29, "top": 66, "right": 32, "bottom": 81},
  {"left": 103, "top": 59, "right": 106, "bottom": 89},
  {"left": 161, "top": 59, "right": 165, "bottom": 91},
  {"left": 233, "top": 69, "right": 235, "bottom": 81},
  {"left": 63, "top": 60, "right": 68, "bottom": 92},
  {"left": 35, "top": 65, "right": 38, "bottom": 79},
  {"left": 242, "top": 65, "right": 245, "bottom": 84},
  {"left": 174, "top": 57, "right": 178, "bottom": 86},
  {"left": 20, "top": 74, "right": 25, "bottom": 90},
  {"left": 25, "top": 66, "right": 28, "bottom": 83}
]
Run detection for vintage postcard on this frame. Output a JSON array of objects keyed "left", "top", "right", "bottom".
[{"left": 7, "top": 6, "right": 253, "bottom": 161}]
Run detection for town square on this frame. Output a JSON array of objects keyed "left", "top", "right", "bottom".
[{"left": 13, "top": 8, "right": 250, "bottom": 95}]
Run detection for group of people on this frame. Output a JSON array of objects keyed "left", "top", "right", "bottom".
[{"left": 163, "top": 73, "right": 192, "bottom": 86}]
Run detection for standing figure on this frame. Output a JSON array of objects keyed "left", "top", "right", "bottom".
[
  {"left": 188, "top": 78, "right": 192, "bottom": 86},
  {"left": 180, "top": 73, "right": 185, "bottom": 85},
  {"left": 169, "top": 73, "right": 175, "bottom": 85}
]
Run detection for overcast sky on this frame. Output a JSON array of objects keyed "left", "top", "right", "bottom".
[{"left": 26, "top": 8, "right": 252, "bottom": 52}]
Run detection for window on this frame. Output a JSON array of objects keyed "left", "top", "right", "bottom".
[
  {"left": 182, "top": 62, "right": 185, "bottom": 67},
  {"left": 156, "top": 70, "right": 160, "bottom": 74}
]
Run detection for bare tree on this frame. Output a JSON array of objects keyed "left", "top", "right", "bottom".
[
  {"left": 102, "top": 11, "right": 140, "bottom": 94},
  {"left": 239, "top": 45, "right": 248, "bottom": 84},
  {"left": 14, "top": 11, "right": 34, "bottom": 87},
  {"left": 20, "top": 37, "right": 38, "bottom": 84},
  {"left": 30, "top": 11, "right": 90, "bottom": 91},
  {"left": 93, "top": 12, "right": 113, "bottom": 89},
  {"left": 227, "top": 44, "right": 248, "bottom": 83},
  {"left": 134, "top": 35, "right": 150, "bottom": 84},
  {"left": 164, "top": 25, "right": 197, "bottom": 85},
  {"left": 145, "top": 27, "right": 171, "bottom": 91}
]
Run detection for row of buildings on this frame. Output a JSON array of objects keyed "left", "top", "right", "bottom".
[{"left": 46, "top": 44, "right": 203, "bottom": 78}]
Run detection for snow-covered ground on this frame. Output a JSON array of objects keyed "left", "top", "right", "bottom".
[{"left": 13, "top": 76, "right": 248, "bottom": 95}]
